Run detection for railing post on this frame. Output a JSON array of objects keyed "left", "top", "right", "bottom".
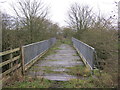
[
  {"left": 21, "top": 46, "right": 25, "bottom": 75},
  {"left": 9, "top": 47, "right": 13, "bottom": 76}
]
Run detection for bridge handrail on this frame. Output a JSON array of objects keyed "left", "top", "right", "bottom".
[
  {"left": 22, "top": 38, "right": 56, "bottom": 70},
  {"left": 72, "top": 37, "right": 96, "bottom": 70}
]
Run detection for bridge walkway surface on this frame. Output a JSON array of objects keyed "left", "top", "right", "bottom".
[{"left": 26, "top": 43, "right": 84, "bottom": 82}]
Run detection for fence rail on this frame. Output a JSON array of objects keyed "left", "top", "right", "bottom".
[
  {"left": 72, "top": 37, "right": 96, "bottom": 70},
  {"left": 0, "top": 48, "right": 21, "bottom": 76}
]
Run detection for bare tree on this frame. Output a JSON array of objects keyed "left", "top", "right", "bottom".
[
  {"left": 67, "top": 3, "right": 93, "bottom": 31},
  {"left": 12, "top": 0, "right": 49, "bottom": 43}
]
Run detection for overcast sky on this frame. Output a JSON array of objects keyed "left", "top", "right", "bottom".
[{"left": 0, "top": 0, "right": 119, "bottom": 27}]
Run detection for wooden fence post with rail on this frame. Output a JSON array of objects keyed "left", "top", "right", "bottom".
[
  {"left": 21, "top": 46, "right": 25, "bottom": 75},
  {"left": 9, "top": 47, "right": 13, "bottom": 76}
]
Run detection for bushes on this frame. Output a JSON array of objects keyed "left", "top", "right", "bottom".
[
  {"left": 74, "top": 28, "right": 118, "bottom": 87},
  {"left": 74, "top": 28, "right": 117, "bottom": 60},
  {"left": 2, "top": 22, "right": 59, "bottom": 51}
]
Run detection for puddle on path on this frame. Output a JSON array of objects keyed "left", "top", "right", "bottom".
[
  {"left": 26, "top": 44, "right": 84, "bottom": 81},
  {"left": 52, "top": 68, "right": 69, "bottom": 72}
]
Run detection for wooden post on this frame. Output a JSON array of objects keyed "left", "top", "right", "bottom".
[
  {"left": 21, "top": 46, "right": 25, "bottom": 75},
  {"left": 10, "top": 47, "right": 13, "bottom": 69},
  {"left": 9, "top": 47, "right": 13, "bottom": 76}
]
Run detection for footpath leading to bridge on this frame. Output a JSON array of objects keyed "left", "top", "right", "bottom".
[
  {"left": 26, "top": 43, "right": 84, "bottom": 81},
  {"left": 4, "top": 39, "right": 97, "bottom": 88}
]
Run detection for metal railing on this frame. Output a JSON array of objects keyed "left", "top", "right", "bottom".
[
  {"left": 72, "top": 37, "right": 96, "bottom": 70},
  {"left": 23, "top": 38, "right": 56, "bottom": 66}
]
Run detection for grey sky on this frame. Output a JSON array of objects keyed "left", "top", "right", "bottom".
[{"left": 0, "top": 0, "right": 119, "bottom": 27}]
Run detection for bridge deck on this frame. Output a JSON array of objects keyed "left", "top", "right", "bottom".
[{"left": 26, "top": 44, "right": 84, "bottom": 81}]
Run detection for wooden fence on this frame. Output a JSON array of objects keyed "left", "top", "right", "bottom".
[{"left": 0, "top": 47, "right": 21, "bottom": 83}]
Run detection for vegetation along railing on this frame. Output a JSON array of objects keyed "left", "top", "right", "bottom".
[
  {"left": 72, "top": 37, "right": 97, "bottom": 70},
  {"left": 0, "top": 37, "right": 56, "bottom": 82}
]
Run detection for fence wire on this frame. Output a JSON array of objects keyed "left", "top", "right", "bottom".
[
  {"left": 23, "top": 38, "right": 56, "bottom": 65},
  {"left": 72, "top": 37, "right": 96, "bottom": 69}
]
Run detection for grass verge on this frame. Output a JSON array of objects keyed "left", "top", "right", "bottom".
[
  {"left": 4, "top": 76, "right": 54, "bottom": 88},
  {"left": 60, "top": 69, "right": 116, "bottom": 88},
  {"left": 65, "top": 65, "right": 91, "bottom": 77}
]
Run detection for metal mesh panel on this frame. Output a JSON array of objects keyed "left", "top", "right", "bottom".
[
  {"left": 23, "top": 38, "right": 56, "bottom": 65},
  {"left": 72, "top": 37, "right": 95, "bottom": 69}
]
